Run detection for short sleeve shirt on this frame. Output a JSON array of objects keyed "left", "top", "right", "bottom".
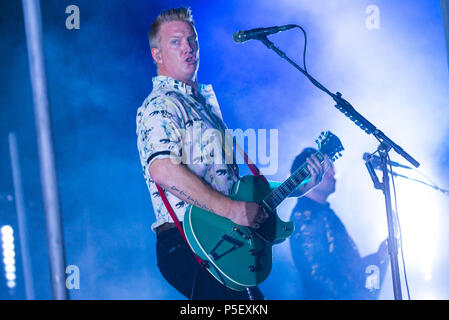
[{"left": 136, "top": 76, "right": 239, "bottom": 231}]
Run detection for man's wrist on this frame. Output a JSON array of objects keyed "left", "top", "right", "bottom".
[{"left": 222, "top": 198, "right": 239, "bottom": 221}]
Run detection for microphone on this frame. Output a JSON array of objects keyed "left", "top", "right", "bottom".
[
  {"left": 363, "top": 153, "right": 412, "bottom": 169},
  {"left": 233, "top": 24, "right": 296, "bottom": 43}
]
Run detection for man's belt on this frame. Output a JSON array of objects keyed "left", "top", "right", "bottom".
[{"left": 156, "top": 222, "right": 181, "bottom": 235}]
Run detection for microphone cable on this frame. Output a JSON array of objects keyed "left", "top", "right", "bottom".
[{"left": 294, "top": 25, "right": 308, "bottom": 74}]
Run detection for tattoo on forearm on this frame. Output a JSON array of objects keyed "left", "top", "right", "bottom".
[{"left": 170, "top": 185, "right": 217, "bottom": 213}]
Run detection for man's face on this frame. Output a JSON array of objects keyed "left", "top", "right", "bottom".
[{"left": 152, "top": 20, "right": 199, "bottom": 85}]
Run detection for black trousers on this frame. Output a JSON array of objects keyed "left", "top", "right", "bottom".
[{"left": 156, "top": 227, "right": 265, "bottom": 300}]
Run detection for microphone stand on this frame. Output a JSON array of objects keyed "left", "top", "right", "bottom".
[
  {"left": 365, "top": 146, "right": 403, "bottom": 299},
  {"left": 256, "top": 35, "right": 421, "bottom": 300}
]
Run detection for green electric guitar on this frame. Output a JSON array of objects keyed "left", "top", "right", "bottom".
[{"left": 183, "top": 131, "right": 344, "bottom": 291}]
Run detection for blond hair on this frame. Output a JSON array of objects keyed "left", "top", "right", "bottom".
[{"left": 148, "top": 7, "right": 195, "bottom": 49}]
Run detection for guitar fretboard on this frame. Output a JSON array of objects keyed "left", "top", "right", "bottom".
[{"left": 263, "top": 152, "right": 325, "bottom": 211}]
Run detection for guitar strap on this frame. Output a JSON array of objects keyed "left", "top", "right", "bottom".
[
  {"left": 155, "top": 183, "right": 205, "bottom": 266},
  {"left": 155, "top": 143, "right": 267, "bottom": 268},
  {"left": 234, "top": 140, "right": 268, "bottom": 184}
]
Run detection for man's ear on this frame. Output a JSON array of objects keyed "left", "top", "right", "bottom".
[{"left": 151, "top": 47, "right": 162, "bottom": 64}]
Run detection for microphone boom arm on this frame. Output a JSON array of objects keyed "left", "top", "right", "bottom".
[{"left": 257, "top": 36, "right": 420, "bottom": 168}]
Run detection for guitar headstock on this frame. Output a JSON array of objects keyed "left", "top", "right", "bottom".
[{"left": 316, "top": 131, "right": 344, "bottom": 162}]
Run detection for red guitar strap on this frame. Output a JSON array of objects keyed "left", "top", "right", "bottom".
[
  {"left": 236, "top": 143, "right": 269, "bottom": 185},
  {"left": 155, "top": 147, "right": 267, "bottom": 267},
  {"left": 155, "top": 183, "right": 205, "bottom": 266}
]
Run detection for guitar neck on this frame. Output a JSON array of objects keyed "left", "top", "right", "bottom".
[{"left": 263, "top": 151, "right": 326, "bottom": 211}]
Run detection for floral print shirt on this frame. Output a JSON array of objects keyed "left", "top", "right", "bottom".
[{"left": 136, "top": 76, "right": 239, "bottom": 231}]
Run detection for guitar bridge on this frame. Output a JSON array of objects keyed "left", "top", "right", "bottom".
[{"left": 209, "top": 235, "right": 243, "bottom": 261}]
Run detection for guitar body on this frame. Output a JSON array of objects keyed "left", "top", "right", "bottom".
[
  {"left": 183, "top": 175, "right": 294, "bottom": 291},
  {"left": 183, "top": 131, "right": 344, "bottom": 291}
]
